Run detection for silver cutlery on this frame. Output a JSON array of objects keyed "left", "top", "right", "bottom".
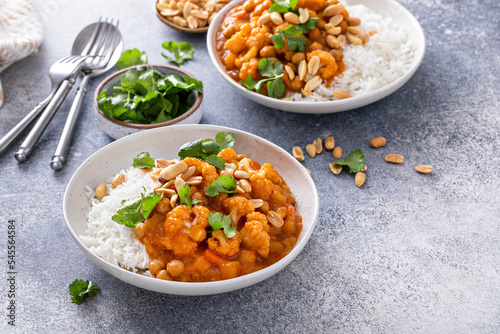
[{"left": 51, "top": 19, "right": 123, "bottom": 171}]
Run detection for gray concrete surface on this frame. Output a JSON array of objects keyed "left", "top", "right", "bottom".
[{"left": 0, "top": 0, "right": 499, "bottom": 333}]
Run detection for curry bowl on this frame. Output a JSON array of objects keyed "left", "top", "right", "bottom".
[
  {"left": 207, "top": 0, "right": 425, "bottom": 113},
  {"left": 63, "top": 124, "right": 319, "bottom": 295}
]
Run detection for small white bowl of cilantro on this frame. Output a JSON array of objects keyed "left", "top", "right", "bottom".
[{"left": 94, "top": 64, "right": 203, "bottom": 139}]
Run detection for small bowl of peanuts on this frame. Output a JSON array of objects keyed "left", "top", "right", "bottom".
[{"left": 156, "top": 0, "right": 231, "bottom": 33}]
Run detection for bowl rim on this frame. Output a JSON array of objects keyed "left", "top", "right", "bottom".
[
  {"left": 206, "top": 0, "right": 426, "bottom": 113},
  {"left": 63, "top": 124, "right": 320, "bottom": 295},
  {"left": 93, "top": 64, "right": 204, "bottom": 129}
]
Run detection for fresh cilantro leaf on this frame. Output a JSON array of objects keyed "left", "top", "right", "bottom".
[
  {"left": 178, "top": 184, "right": 195, "bottom": 208},
  {"left": 271, "top": 25, "right": 307, "bottom": 52},
  {"left": 297, "top": 17, "right": 319, "bottom": 34},
  {"left": 69, "top": 279, "right": 101, "bottom": 305},
  {"left": 240, "top": 58, "right": 285, "bottom": 98},
  {"left": 208, "top": 211, "right": 237, "bottom": 238},
  {"left": 215, "top": 132, "right": 235, "bottom": 150},
  {"left": 205, "top": 155, "right": 226, "bottom": 170},
  {"left": 178, "top": 132, "right": 234, "bottom": 169},
  {"left": 259, "top": 58, "right": 283, "bottom": 78},
  {"left": 269, "top": 0, "right": 298, "bottom": 13},
  {"left": 133, "top": 152, "right": 155, "bottom": 168},
  {"left": 205, "top": 175, "right": 238, "bottom": 197},
  {"left": 162, "top": 41, "right": 195, "bottom": 66},
  {"left": 112, "top": 191, "right": 162, "bottom": 227},
  {"left": 267, "top": 78, "right": 286, "bottom": 98},
  {"left": 333, "top": 149, "right": 365, "bottom": 174},
  {"left": 116, "top": 49, "right": 148, "bottom": 70}
]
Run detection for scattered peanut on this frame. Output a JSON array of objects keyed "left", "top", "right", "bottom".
[
  {"left": 355, "top": 172, "right": 366, "bottom": 187},
  {"left": 333, "top": 146, "right": 343, "bottom": 159},
  {"left": 94, "top": 183, "right": 107, "bottom": 199},
  {"left": 415, "top": 165, "right": 433, "bottom": 174},
  {"left": 329, "top": 163, "right": 342, "bottom": 175},
  {"left": 370, "top": 136, "right": 387, "bottom": 148},
  {"left": 361, "top": 164, "right": 368, "bottom": 172},
  {"left": 292, "top": 146, "right": 305, "bottom": 161},
  {"left": 314, "top": 137, "right": 323, "bottom": 154},
  {"left": 306, "top": 144, "right": 316, "bottom": 158},
  {"left": 112, "top": 173, "right": 125, "bottom": 189},
  {"left": 325, "top": 136, "right": 335, "bottom": 150},
  {"left": 333, "top": 89, "right": 352, "bottom": 99},
  {"left": 267, "top": 211, "right": 284, "bottom": 227},
  {"left": 385, "top": 154, "right": 404, "bottom": 164}
]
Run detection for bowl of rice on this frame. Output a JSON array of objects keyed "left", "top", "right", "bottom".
[
  {"left": 207, "top": 0, "right": 425, "bottom": 113},
  {"left": 63, "top": 124, "right": 319, "bottom": 295}
]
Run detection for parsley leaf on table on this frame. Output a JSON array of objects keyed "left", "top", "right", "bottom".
[
  {"left": 205, "top": 175, "right": 238, "bottom": 197},
  {"left": 116, "top": 48, "right": 148, "bottom": 70},
  {"left": 208, "top": 211, "right": 237, "bottom": 238},
  {"left": 333, "top": 149, "right": 365, "bottom": 174},
  {"left": 69, "top": 279, "right": 101, "bottom": 305},
  {"left": 162, "top": 41, "right": 195, "bottom": 66},
  {"left": 270, "top": 25, "right": 307, "bottom": 52},
  {"left": 178, "top": 184, "right": 201, "bottom": 209},
  {"left": 112, "top": 191, "right": 162, "bottom": 227},
  {"left": 178, "top": 132, "right": 235, "bottom": 169},
  {"left": 133, "top": 152, "right": 155, "bottom": 169}
]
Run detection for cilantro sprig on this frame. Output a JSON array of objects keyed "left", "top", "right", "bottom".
[
  {"left": 178, "top": 183, "right": 202, "bottom": 209},
  {"left": 116, "top": 48, "right": 148, "bottom": 70},
  {"left": 271, "top": 25, "right": 307, "bottom": 52},
  {"left": 208, "top": 211, "right": 237, "bottom": 238},
  {"left": 162, "top": 41, "right": 195, "bottom": 66},
  {"left": 270, "top": 0, "right": 298, "bottom": 13},
  {"left": 69, "top": 279, "right": 101, "bottom": 305},
  {"left": 205, "top": 175, "right": 239, "bottom": 197},
  {"left": 240, "top": 58, "right": 285, "bottom": 98},
  {"left": 133, "top": 152, "right": 155, "bottom": 169},
  {"left": 112, "top": 190, "right": 162, "bottom": 227},
  {"left": 333, "top": 149, "right": 365, "bottom": 174},
  {"left": 178, "top": 132, "right": 235, "bottom": 170}
]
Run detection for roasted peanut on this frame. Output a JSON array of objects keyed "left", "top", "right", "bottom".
[
  {"left": 306, "top": 144, "right": 316, "bottom": 158},
  {"left": 94, "top": 183, "right": 107, "bottom": 199},
  {"left": 415, "top": 165, "right": 433, "bottom": 174},
  {"left": 370, "top": 136, "right": 387, "bottom": 148},
  {"left": 385, "top": 154, "right": 404, "bottom": 164},
  {"left": 292, "top": 146, "right": 305, "bottom": 161},
  {"left": 112, "top": 173, "right": 125, "bottom": 188},
  {"left": 333, "top": 146, "right": 342, "bottom": 159},
  {"left": 314, "top": 138, "right": 323, "bottom": 154},
  {"left": 355, "top": 172, "right": 366, "bottom": 187},
  {"left": 329, "top": 163, "right": 342, "bottom": 175},
  {"left": 325, "top": 136, "right": 335, "bottom": 150},
  {"left": 333, "top": 89, "right": 352, "bottom": 99}
]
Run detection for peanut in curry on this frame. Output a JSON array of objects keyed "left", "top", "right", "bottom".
[
  {"left": 216, "top": 0, "right": 374, "bottom": 98},
  {"left": 134, "top": 148, "right": 302, "bottom": 282}
]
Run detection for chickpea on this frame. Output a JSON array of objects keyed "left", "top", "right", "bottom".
[
  {"left": 223, "top": 26, "right": 236, "bottom": 38},
  {"left": 149, "top": 259, "right": 165, "bottom": 276},
  {"left": 156, "top": 270, "right": 171, "bottom": 280},
  {"left": 156, "top": 197, "right": 171, "bottom": 214},
  {"left": 291, "top": 52, "right": 306, "bottom": 65},
  {"left": 243, "top": 0, "right": 256, "bottom": 12},
  {"left": 167, "top": 260, "right": 185, "bottom": 277},
  {"left": 259, "top": 45, "right": 276, "bottom": 58},
  {"left": 276, "top": 206, "right": 287, "bottom": 219},
  {"left": 134, "top": 223, "right": 147, "bottom": 240},
  {"left": 258, "top": 200, "right": 270, "bottom": 213},
  {"left": 284, "top": 51, "right": 294, "bottom": 61}
]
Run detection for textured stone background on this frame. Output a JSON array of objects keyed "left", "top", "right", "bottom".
[{"left": 0, "top": 0, "right": 499, "bottom": 333}]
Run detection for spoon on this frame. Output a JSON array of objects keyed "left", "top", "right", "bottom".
[{"left": 50, "top": 20, "right": 123, "bottom": 171}]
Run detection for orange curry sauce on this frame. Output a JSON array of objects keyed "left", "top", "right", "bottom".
[
  {"left": 216, "top": 0, "right": 348, "bottom": 96},
  {"left": 134, "top": 148, "right": 302, "bottom": 282}
]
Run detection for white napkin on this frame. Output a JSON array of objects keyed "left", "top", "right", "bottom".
[{"left": 0, "top": 0, "right": 43, "bottom": 108}]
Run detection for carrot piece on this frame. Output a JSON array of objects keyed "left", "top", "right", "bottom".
[{"left": 204, "top": 249, "right": 225, "bottom": 265}]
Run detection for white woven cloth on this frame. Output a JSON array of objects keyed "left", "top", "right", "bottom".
[{"left": 0, "top": 0, "right": 43, "bottom": 107}]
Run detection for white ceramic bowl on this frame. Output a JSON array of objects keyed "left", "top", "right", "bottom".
[
  {"left": 207, "top": 0, "right": 426, "bottom": 113},
  {"left": 63, "top": 125, "right": 319, "bottom": 295},
  {"left": 94, "top": 65, "right": 203, "bottom": 140}
]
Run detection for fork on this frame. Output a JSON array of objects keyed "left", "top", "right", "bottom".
[
  {"left": 14, "top": 55, "right": 93, "bottom": 162},
  {"left": 0, "top": 56, "right": 91, "bottom": 156},
  {"left": 50, "top": 19, "right": 122, "bottom": 171}
]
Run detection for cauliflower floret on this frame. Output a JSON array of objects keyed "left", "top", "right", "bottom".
[
  {"left": 240, "top": 212, "right": 270, "bottom": 258},
  {"left": 162, "top": 205, "right": 210, "bottom": 256},
  {"left": 207, "top": 230, "right": 242, "bottom": 257},
  {"left": 223, "top": 196, "right": 255, "bottom": 226}
]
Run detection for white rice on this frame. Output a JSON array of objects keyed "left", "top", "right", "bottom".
[
  {"left": 80, "top": 167, "right": 156, "bottom": 272},
  {"left": 288, "top": 3, "right": 415, "bottom": 101}
]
